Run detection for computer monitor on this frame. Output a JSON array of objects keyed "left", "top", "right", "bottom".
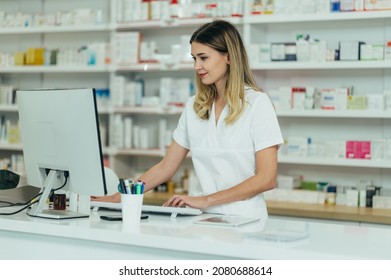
[{"left": 17, "top": 88, "right": 108, "bottom": 219}]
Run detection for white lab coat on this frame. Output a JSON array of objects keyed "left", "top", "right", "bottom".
[{"left": 173, "top": 87, "right": 284, "bottom": 219}]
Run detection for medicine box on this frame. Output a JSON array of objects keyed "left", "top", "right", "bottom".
[
  {"left": 346, "top": 141, "right": 371, "bottom": 159},
  {"left": 339, "top": 41, "right": 364, "bottom": 61},
  {"left": 277, "top": 174, "right": 302, "bottom": 189},
  {"left": 364, "top": 0, "right": 391, "bottom": 10}
]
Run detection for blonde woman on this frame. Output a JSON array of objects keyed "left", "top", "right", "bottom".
[{"left": 92, "top": 20, "right": 283, "bottom": 219}]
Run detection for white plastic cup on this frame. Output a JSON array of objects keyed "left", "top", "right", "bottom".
[{"left": 121, "top": 193, "right": 144, "bottom": 230}]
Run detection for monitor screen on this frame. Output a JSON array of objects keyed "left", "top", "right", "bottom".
[{"left": 17, "top": 88, "right": 107, "bottom": 219}]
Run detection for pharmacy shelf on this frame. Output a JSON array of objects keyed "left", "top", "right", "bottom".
[
  {"left": 0, "top": 105, "right": 18, "bottom": 112},
  {"left": 112, "top": 148, "right": 192, "bottom": 159},
  {"left": 278, "top": 155, "right": 391, "bottom": 169},
  {"left": 245, "top": 10, "right": 391, "bottom": 24},
  {"left": 3, "top": 60, "right": 388, "bottom": 76},
  {"left": 113, "top": 62, "right": 193, "bottom": 72},
  {"left": 0, "top": 24, "right": 111, "bottom": 35},
  {"left": 142, "top": 192, "right": 391, "bottom": 225},
  {"left": 113, "top": 105, "right": 183, "bottom": 115},
  {"left": 0, "top": 143, "right": 23, "bottom": 151},
  {"left": 115, "top": 17, "right": 242, "bottom": 30},
  {"left": 97, "top": 107, "right": 112, "bottom": 114},
  {"left": 251, "top": 60, "right": 391, "bottom": 70},
  {"left": 0, "top": 66, "right": 109, "bottom": 73},
  {"left": 277, "top": 110, "right": 391, "bottom": 119},
  {"left": 111, "top": 151, "right": 391, "bottom": 168},
  {"left": 0, "top": 105, "right": 110, "bottom": 114},
  {"left": 113, "top": 148, "right": 164, "bottom": 157}
]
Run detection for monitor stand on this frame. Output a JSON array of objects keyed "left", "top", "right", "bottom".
[{"left": 27, "top": 170, "right": 89, "bottom": 220}]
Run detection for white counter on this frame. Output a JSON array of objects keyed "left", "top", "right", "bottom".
[{"left": 0, "top": 208, "right": 390, "bottom": 260}]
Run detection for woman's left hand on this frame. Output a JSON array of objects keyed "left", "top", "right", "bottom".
[{"left": 163, "top": 194, "right": 209, "bottom": 209}]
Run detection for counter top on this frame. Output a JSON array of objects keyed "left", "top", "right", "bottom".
[
  {"left": 143, "top": 192, "right": 391, "bottom": 225},
  {"left": 0, "top": 207, "right": 390, "bottom": 260}
]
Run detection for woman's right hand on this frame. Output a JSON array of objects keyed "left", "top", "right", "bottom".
[{"left": 90, "top": 192, "right": 121, "bottom": 203}]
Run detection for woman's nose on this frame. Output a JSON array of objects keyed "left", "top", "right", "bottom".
[{"left": 193, "top": 60, "right": 202, "bottom": 70}]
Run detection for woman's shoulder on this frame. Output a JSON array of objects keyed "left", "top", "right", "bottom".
[
  {"left": 244, "top": 87, "right": 270, "bottom": 104},
  {"left": 181, "top": 95, "right": 195, "bottom": 108}
]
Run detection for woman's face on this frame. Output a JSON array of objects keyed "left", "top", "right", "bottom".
[{"left": 191, "top": 42, "right": 229, "bottom": 88}]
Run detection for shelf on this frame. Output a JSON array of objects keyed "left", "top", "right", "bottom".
[
  {"left": 266, "top": 200, "right": 391, "bottom": 225},
  {"left": 109, "top": 151, "right": 391, "bottom": 168},
  {"left": 97, "top": 107, "right": 112, "bottom": 114},
  {"left": 0, "top": 143, "right": 23, "bottom": 151},
  {"left": 115, "top": 17, "right": 243, "bottom": 30},
  {"left": 2, "top": 61, "right": 388, "bottom": 73},
  {"left": 0, "top": 24, "right": 111, "bottom": 35},
  {"left": 277, "top": 110, "right": 391, "bottom": 119},
  {"left": 0, "top": 66, "right": 110, "bottom": 73},
  {"left": 278, "top": 156, "right": 391, "bottom": 168},
  {"left": 113, "top": 62, "right": 194, "bottom": 72},
  {"left": 114, "top": 148, "right": 164, "bottom": 157},
  {"left": 143, "top": 192, "right": 391, "bottom": 225},
  {"left": 114, "top": 106, "right": 183, "bottom": 115},
  {"left": 0, "top": 105, "right": 115, "bottom": 114},
  {"left": 0, "top": 105, "right": 18, "bottom": 112},
  {"left": 245, "top": 10, "right": 391, "bottom": 24},
  {"left": 251, "top": 60, "right": 391, "bottom": 70}
]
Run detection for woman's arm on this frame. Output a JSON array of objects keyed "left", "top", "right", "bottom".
[
  {"left": 163, "top": 145, "right": 278, "bottom": 209},
  {"left": 138, "top": 141, "right": 189, "bottom": 192}
]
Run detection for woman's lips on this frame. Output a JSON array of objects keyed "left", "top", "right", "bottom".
[{"left": 199, "top": 73, "right": 207, "bottom": 79}]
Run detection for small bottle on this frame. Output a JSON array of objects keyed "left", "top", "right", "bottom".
[
  {"left": 169, "top": 0, "right": 179, "bottom": 18},
  {"left": 385, "top": 41, "right": 391, "bottom": 61},
  {"left": 181, "top": 168, "right": 189, "bottom": 193},
  {"left": 135, "top": 75, "right": 145, "bottom": 106},
  {"left": 167, "top": 180, "right": 175, "bottom": 193},
  {"left": 325, "top": 185, "right": 336, "bottom": 206}
]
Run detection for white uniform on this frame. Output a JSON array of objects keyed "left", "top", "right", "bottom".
[{"left": 173, "top": 87, "right": 284, "bottom": 219}]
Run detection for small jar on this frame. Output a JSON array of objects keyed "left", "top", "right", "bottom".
[
  {"left": 325, "top": 185, "right": 337, "bottom": 206},
  {"left": 384, "top": 41, "right": 391, "bottom": 61}
]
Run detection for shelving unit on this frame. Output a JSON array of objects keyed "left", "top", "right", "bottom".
[
  {"left": 0, "top": 0, "right": 112, "bottom": 172},
  {"left": 243, "top": 7, "right": 390, "bottom": 191},
  {"left": 1, "top": 1, "right": 390, "bottom": 209}
]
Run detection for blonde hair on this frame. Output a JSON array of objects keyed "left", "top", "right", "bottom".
[{"left": 190, "top": 20, "right": 259, "bottom": 124}]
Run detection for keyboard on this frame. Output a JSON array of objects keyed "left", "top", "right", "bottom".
[
  {"left": 142, "top": 205, "right": 202, "bottom": 217},
  {"left": 90, "top": 201, "right": 202, "bottom": 218}
]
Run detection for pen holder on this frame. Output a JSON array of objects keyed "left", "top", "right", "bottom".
[{"left": 121, "top": 193, "right": 144, "bottom": 229}]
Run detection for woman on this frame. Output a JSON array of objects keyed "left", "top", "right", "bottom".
[{"left": 92, "top": 20, "right": 283, "bottom": 219}]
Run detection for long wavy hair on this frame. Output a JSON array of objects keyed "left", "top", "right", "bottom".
[{"left": 190, "top": 20, "right": 259, "bottom": 125}]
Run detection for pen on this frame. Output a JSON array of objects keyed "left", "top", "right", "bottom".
[
  {"left": 137, "top": 180, "right": 145, "bottom": 194},
  {"left": 124, "top": 179, "right": 131, "bottom": 194},
  {"left": 118, "top": 178, "right": 126, "bottom": 194}
]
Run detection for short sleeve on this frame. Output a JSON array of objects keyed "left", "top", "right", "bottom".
[
  {"left": 172, "top": 98, "right": 193, "bottom": 150},
  {"left": 251, "top": 94, "right": 284, "bottom": 152}
]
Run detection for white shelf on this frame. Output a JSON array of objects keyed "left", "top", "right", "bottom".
[
  {"left": 245, "top": 10, "right": 391, "bottom": 24},
  {"left": 279, "top": 155, "right": 391, "bottom": 169},
  {"left": 0, "top": 105, "right": 110, "bottom": 114},
  {"left": 113, "top": 62, "right": 193, "bottom": 72},
  {"left": 0, "top": 104, "right": 18, "bottom": 112},
  {"left": 2, "top": 61, "right": 388, "bottom": 73},
  {"left": 277, "top": 110, "right": 391, "bottom": 119},
  {"left": 114, "top": 106, "right": 183, "bottom": 115},
  {"left": 115, "top": 17, "right": 243, "bottom": 30},
  {"left": 251, "top": 60, "right": 391, "bottom": 70},
  {"left": 0, "top": 143, "right": 23, "bottom": 151},
  {"left": 0, "top": 66, "right": 109, "bottom": 73},
  {"left": 112, "top": 148, "right": 192, "bottom": 158},
  {"left": 114, "top": 148, "right": 164, "bottom": 157},
  {"left": 0, "top": 24, "right": 111, "bottom": 35}
]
